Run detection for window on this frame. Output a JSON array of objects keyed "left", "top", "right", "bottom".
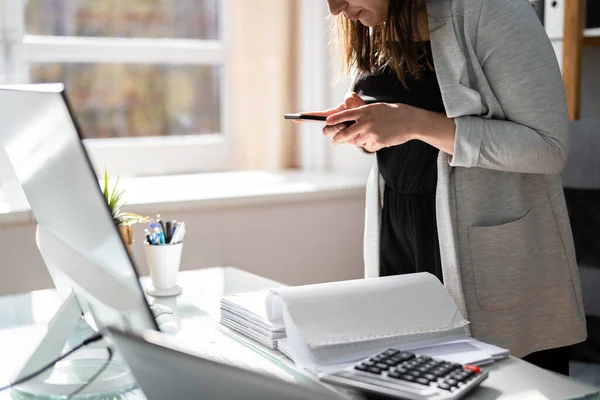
[{"left": 1, "top": 0, "right": 229, "bottom": 177}]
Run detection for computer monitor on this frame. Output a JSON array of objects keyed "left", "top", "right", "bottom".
[{"left": 0, "top": 84, "right": 158, "bottom": 395}]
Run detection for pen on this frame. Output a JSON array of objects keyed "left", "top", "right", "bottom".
[
  {"left": 171, "top": 222, "right": 180, "bottom": 244},
  {"left": 156, "top": 214, "right": 166, "bottom": 237},
  {"left": 179, "top": 222, "right": 186, "bottom": 242},
  {"left": 170, "top": 220, "right": 176, "bottom": 243},
  {"left": 154, "top": 227, "right": 166, "bottom": 244},
  {"left": 172, "top": 222, "right": 186, "bottom": 244},
  {"left": 165, "top": 221, "right": 172, "bottom": 244},
  {"left": 144, "top": 229, "right": 152, "bottom": 245}
]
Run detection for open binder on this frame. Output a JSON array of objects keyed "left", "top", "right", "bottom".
[{"left": 220, "top": 273, "right": 508, "bottom": 373}]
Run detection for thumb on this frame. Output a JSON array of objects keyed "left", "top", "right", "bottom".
[
  {"left": 295, "top": 93, "right": 364, "bottom": 119},
  {"left": 301, "top": 102, "right": 347, "bottom": 118}
]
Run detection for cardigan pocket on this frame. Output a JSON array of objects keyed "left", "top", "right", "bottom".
[{"left": 467, "top": 210, "right": 540, "bottom": 311}]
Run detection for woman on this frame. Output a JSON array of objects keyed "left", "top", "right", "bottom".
[{"left": 310, "top": 0, "right": 587, "bottom": 375}]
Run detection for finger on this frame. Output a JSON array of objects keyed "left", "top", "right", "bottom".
[
  {"left": 363, "top": 143, "right": 377, "bottom": 153},
  {"left": 322, "top": 123, "right": 347, "bottom": 137},
  {"left": 326, "top": 106, "right": 366, "bottom": 126},
  {"left": 344, "top": 92, "right": 366, "bottom": 109},
  {"left": 331, "top": 122, "right": 363, "bottom": 145},
  {"left": 301, "top": 102, "right": 347, "bottom": 118},
  {"left": 351, "top": 134, "right": 368, "bottom": 147}
]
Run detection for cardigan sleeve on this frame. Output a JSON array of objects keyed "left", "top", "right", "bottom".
[{"left": 449, "top": 0, "right": 570, "bottom": 174}]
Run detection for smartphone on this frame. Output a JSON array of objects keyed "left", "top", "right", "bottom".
[
  {"left": 284, "top": 113, "right": 327, "bottom": 122},
  {"left": 284, "top": 113, "right": 356, "bottom": 128}
]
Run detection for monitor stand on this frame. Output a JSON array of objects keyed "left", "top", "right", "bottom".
[{"left": 11, "top": 292, "right": 137, "bottom": 399}]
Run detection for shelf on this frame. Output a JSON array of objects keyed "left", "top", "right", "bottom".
[{"left": 583, "top": 28, "right": 600, "bottom": 47}]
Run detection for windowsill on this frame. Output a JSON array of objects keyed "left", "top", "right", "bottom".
[{"left": 0, "top": 170, "right": 366, "bottom": 226}]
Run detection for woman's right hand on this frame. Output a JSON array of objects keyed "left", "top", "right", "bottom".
[
  {"left": 296, "top": 92, "right": 371, "bottom": 151},
  {"left": 301, "top": 92, "right": 366, "bottom": 120},
  {"left": 320, "top": 92, "right": 366, "bottom": 138},
  {"left": 296, "top": 92, "right": 365, "bottom": 124}
]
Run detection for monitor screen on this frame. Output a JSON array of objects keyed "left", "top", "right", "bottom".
[{"left": 0, "top": 84, "right": 157, "bottom": 333}]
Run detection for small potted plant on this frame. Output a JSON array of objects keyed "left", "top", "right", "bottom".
[{"left": 102, "top": 169, "right": 149, "bottom": 252}]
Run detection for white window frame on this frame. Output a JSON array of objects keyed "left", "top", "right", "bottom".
[{"left": 1, "top": 0, "right": 231, "bottom": 177}]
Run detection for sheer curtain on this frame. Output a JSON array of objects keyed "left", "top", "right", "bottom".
[{"left": 225, "top": 0, "right": 299, "bottom": 171}]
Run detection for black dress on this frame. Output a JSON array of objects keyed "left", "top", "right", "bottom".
[{"left": 353, "top": 41, "right": 445, "bottom": 282}]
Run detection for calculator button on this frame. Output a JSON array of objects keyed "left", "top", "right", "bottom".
[
  {"left": 423, "top": 373, "right": 436, "bottom": 381},
  {"left": 408, "top": 370, "right": 422, "bottom": 377},
  {"left": 388, "top": 357, "right": 403, "bottom": 364},
  {"left": 366, "top": 367, "right": 382, "bottom": 374},
  {"left": 398, "top": 374, "right": 416, "bottom": 382},
  {"left": 464, "top": 364, "right": 481, "bottom": 374},
  {"left": 454, "top": 372, "right": 470, "bottom": 382},
  {"left": 417, "top": 366, "right": 429, "bottom": 373},
  {"left": 415, "top": 377, "right": 431, "bottom": 386},
  {"left": 388, "top": 371, "right": 402, "bottom": 379},
  {"left": 354, "top": 364, "right": 368, "bottom": 371},
  {"left": 463, "top": 370, "right": 475, "bottom": 378},
  {"left": 400, "top": 353, "right": 416, "bottom": 361},
  {"left": 384, "top": 349, "right": 400, "bottom": 357},
  {"left": 446, "top": 379, "right": 458, "bottom": 386},
  {"left": 363, "top": 361, "right": 375, "bottom": 367},
  {"left": 375, "top": 363, "right": 389, "bottom": 370},
  {"left": 438, "top": 383, "right": 452, "bottom": 391},
  {"left": 385, "top": 358, "right": 401, "bottom": 366}
]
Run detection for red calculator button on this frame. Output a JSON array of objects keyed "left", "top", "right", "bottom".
[{"left": 465, "top": 365, "right": 481, "bottom": 374}]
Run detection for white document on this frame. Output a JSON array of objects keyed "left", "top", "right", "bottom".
[
  {"left": 219, "top": 317, "right": 279, "bottom": 349},
  {"left": 220, "top": 272, "right": 509, "bottom": 375},
  {"left": 266, "top": 273, "right": 470, "bottom": 371},
  {"left": 403, "top": 338, "right": 507, "bottom": 366},
  {"left": 220, "top": 290, "right": 285, "bottom": 332},
  {"left": 220, "top": 309, "right": 285, "bottom": 340}
]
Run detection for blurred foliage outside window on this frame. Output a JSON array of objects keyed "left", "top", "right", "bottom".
[{"left": 25, "top": 0, "right": 221, "bottom": 139}]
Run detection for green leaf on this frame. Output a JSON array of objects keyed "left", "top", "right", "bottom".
[
  {"left": 108, "top": 191, "right": 121, "bottom": 213},
  {"left": 111, "top": 176, "right": 120, "bottom": 203},
  {"left": 102, "top": 170, "right": 148, "bottom": 226},
  {"left": 103, "top": 168, "right": 109, "bottom": 204}
]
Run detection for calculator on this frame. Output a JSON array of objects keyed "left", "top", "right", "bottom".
[{"left": 318, "top": 348, "right": 488, "bottom": 400}]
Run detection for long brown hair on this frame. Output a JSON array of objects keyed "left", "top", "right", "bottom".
[{"left": 331, "top": 0, "right": 430, "bottom": 88}]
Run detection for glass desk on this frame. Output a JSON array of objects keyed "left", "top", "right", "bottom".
[
  {"left": 0, "top": 267, "right": 326, "bottom": 400},
  {"left": 1, "top": 267, "right": 598, "bottom": 400}
]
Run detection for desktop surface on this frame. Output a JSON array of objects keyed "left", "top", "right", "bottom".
[
  {"left": 0, "top": 267, "right": 296, "bottom": 399},
  {"left": 0, "top": 267, "right": 598, "bottom": 400}
]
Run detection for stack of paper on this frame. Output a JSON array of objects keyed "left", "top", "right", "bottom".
[
  {"left": 220, "top": 273, "right": 509, "bottom": 373},
  {"left": 220, "top": 290, "right": 285, "bottom": 349}
]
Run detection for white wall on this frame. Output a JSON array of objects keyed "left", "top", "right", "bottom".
[{"left": 0, "top": 193, "right": 366, "bottom": 295}]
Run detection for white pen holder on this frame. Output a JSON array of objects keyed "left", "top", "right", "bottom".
[{"left": 144, "top": 242, "right": 183, "bottom": 297}]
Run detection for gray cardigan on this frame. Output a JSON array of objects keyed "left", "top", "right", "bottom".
[{"left": 363, "top": 0, "right": 587, "bottom": 357}]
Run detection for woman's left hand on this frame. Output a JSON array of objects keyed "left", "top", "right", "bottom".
[{"left": 323, "top": 102, "right": 420, "bottom": 152}]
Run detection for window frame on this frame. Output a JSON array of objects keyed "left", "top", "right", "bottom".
[{"left": 2, "top": 0, "right": 230, "bottom": 177}]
